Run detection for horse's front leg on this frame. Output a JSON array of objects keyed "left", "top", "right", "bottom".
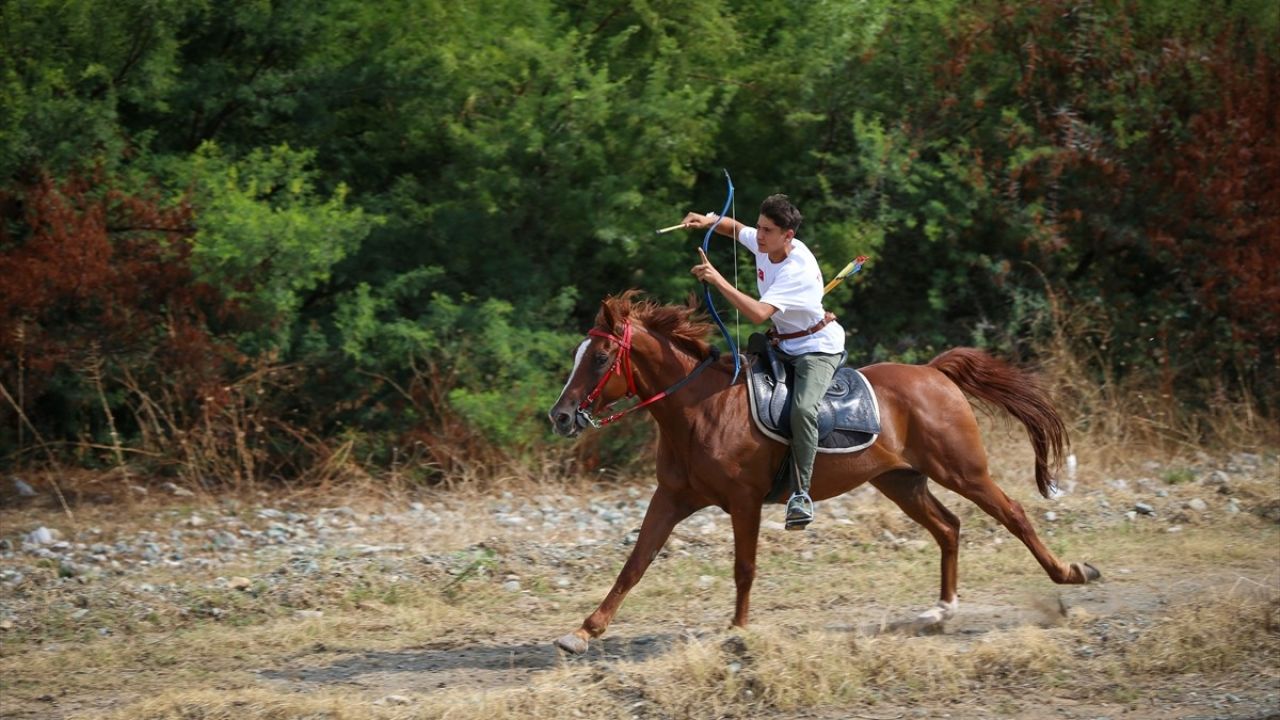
[
  {"left": 555, "top": 485, "right": 700, "bottom": 654},
  {"left": 729, "top": 501, "right": 763, "bottom": 627}
]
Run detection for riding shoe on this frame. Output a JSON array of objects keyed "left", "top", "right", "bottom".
[{"left": 785, "top": 492, "right": 814, "bottom": 531}]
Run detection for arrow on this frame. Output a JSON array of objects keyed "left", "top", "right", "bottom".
[
  {"left": 823, "top": 255, "right": 870, "bottom": 295},
  {"left": 655, "top": 223, "right": 688, "bottom": 235}
]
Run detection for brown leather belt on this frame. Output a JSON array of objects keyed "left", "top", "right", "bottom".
[{"left": 768, "top": 311, "right": 836, "bottom": 344}]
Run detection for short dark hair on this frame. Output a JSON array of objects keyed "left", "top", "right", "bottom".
[{"left": 759, "top": 194, "right": 802, "bottom": 232}]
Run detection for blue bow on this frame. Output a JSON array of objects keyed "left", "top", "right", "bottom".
[{"left": 701, "top": 169, "right": 740, "bottom": 383}]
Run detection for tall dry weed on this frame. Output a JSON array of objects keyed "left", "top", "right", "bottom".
[
  {"left": 116, "top": 360, "right": 366, "bottom": 494},
  {"left": 1032, "top": 282, "right": 1279, "bottom": 471}
]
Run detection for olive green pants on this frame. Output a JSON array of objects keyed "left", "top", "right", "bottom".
[{"left": 777, "top": 350, "right": 843, "bottom": 494}]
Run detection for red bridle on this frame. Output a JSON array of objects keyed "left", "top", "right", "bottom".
[{"left": 575, "top": 319, "right": 716, "bottom": 428}]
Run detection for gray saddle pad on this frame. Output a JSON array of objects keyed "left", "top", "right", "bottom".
[{"left": 745, "top": 353, "right": 881, "bottom": 453}]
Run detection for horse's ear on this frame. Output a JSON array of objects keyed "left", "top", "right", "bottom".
[
  {"left": 599, "top": 290, "right": 639, "bottom": 332},
  {"left": 599, "top": 296, "right": 619, "bottom": 331}
]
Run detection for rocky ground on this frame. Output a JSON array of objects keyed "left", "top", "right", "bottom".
[{"left": 0, "top": 449, "right": 1277, "bottom": 719}]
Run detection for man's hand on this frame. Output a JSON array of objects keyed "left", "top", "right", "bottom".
[
  {"left": 680, "top": 211, "right": 719, "bottom": 230},
  {"left": 691, "top": 247, "right": 727, "bottom": 289}
]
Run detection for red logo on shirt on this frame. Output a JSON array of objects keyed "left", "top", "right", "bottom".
[{"left": 757, "top": 268, "right": 764, "bottom": 281}]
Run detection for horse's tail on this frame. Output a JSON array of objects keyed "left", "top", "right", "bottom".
[{"left": 928, "top": 348, "right": 1068, "bottom": 498}]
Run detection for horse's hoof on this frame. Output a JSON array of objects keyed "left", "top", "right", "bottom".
[
  {"left": 1072, "top": 562, "right": 1102, "bottom": 583},
  {"left": 554, "top": 632, "right": 589, "bottom": 654},
  {"left": 916, "top": 598, "right": 958, "bottom": 624}
]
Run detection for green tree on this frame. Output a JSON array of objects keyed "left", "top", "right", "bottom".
[{"left": 175, "top": 142, "right": 377, "bottom": 354}]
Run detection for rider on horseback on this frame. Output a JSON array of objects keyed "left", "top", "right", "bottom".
[{"left": 685, "top": 194, "right": 846, "bottom": 530}]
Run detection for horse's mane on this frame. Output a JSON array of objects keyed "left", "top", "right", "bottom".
[{"left": 595, "top": 290, "right": 716, "bottom": 359}]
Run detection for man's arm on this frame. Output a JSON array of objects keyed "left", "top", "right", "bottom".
[
  {"left": 691, "top": 248, "right": 777, "bottom": 324},
  {"left": 680, "top": 211, "right": 744, "bottom": 240}
]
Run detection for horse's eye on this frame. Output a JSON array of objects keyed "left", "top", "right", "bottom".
[{"left": 594, "top": 352, "right": 610, "bottom": 367}]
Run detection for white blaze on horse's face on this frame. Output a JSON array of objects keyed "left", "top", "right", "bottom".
[
  {"left": 559, "top": 339, "right": 591, "bottom": 397},
  {"left": 549, "top": 339, "right": 595, "bottom": 437}
]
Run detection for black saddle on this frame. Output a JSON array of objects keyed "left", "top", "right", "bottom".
[{"left": 744, "top": 333, "right": 881, "bottom": 453}]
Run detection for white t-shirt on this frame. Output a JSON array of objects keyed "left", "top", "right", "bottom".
[{"left": 736, "top": 227, "right": 846, "bottom": 355}]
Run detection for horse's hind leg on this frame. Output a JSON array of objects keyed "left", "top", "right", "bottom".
[
  {"left": 871, "top": 471, "right": 961, "bottom": 623},
  {"left": 926, "top": 460, "right": 1099, "bottom": 585}
]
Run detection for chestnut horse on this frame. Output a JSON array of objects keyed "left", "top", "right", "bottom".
[{"left": 548, "top": 292, "right": 1099, "bottom": 654}]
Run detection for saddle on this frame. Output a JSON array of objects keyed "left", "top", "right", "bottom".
[
  {"left": 744, "top": 333, "right": 881, "bottom": 453},
  {"left": 744, "top": 333, "right": 882, "bottom": 504}
]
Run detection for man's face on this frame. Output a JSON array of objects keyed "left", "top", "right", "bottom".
[{"left": 755, "top": 214, "right": 794, "bottom": 258}]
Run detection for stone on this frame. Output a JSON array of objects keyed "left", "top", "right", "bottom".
[
  {"left": 162, "top": 482, "right": 195, "bottom": 497},
  {"left": 1203, "top": 470, "right": 1230, "bottom": 486},
  {"left": 1185, "top": 498, "right": 1208, "bottom": 512},
  {"left": 58, "top": 559, "right": 84, "bottom": 578},
  {"left": 229, "top": 576, "right": 252, "bottom": 590},
  {"left": 11, "top": 477, "right": 37, "bottom": 497},
  {"left": 1133, "top": 502, "right": 1155, "bottom": 515}
]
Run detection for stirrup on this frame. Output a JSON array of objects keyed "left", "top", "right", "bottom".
[{"left": 785, "top": 492, "right": 814, "bottom": 531}]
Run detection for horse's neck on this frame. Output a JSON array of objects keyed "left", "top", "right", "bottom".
[
  {"left": 633, "top": 339, "right": 732, "bottom": 433},
  {"left": 631, "top": 338, "right": 699, "bottom": 397}
]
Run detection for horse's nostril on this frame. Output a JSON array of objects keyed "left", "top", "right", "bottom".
[{"left": 554, "top": 412, "right": 571, "bottom": 428}]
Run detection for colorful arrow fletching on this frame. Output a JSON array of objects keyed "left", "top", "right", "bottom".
[{"left": 822, "top": 255, "right": 871, "bottom": 295}]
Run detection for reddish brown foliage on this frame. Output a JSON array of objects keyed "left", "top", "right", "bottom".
[
  {"left": 1152, "top": 45, "right": 1280, "bottom": 352},
  {"left": 929, "top": 1, "right": 1277, "bottom": 395},
  {"left": 0, "top": 172, "right": 237, "bottom": 410}
]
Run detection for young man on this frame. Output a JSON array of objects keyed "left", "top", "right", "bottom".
[{"left": 683, "top": 194, "right": 845, "bottom": 529}]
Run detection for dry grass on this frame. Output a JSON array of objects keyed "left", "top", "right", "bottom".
[{"left": 1124, "top": 579, "right": 1280, "bottom": 674}]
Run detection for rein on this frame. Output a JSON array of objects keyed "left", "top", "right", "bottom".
[{"left": 576, "top": 320, "right": 717, "bottom": 428}]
